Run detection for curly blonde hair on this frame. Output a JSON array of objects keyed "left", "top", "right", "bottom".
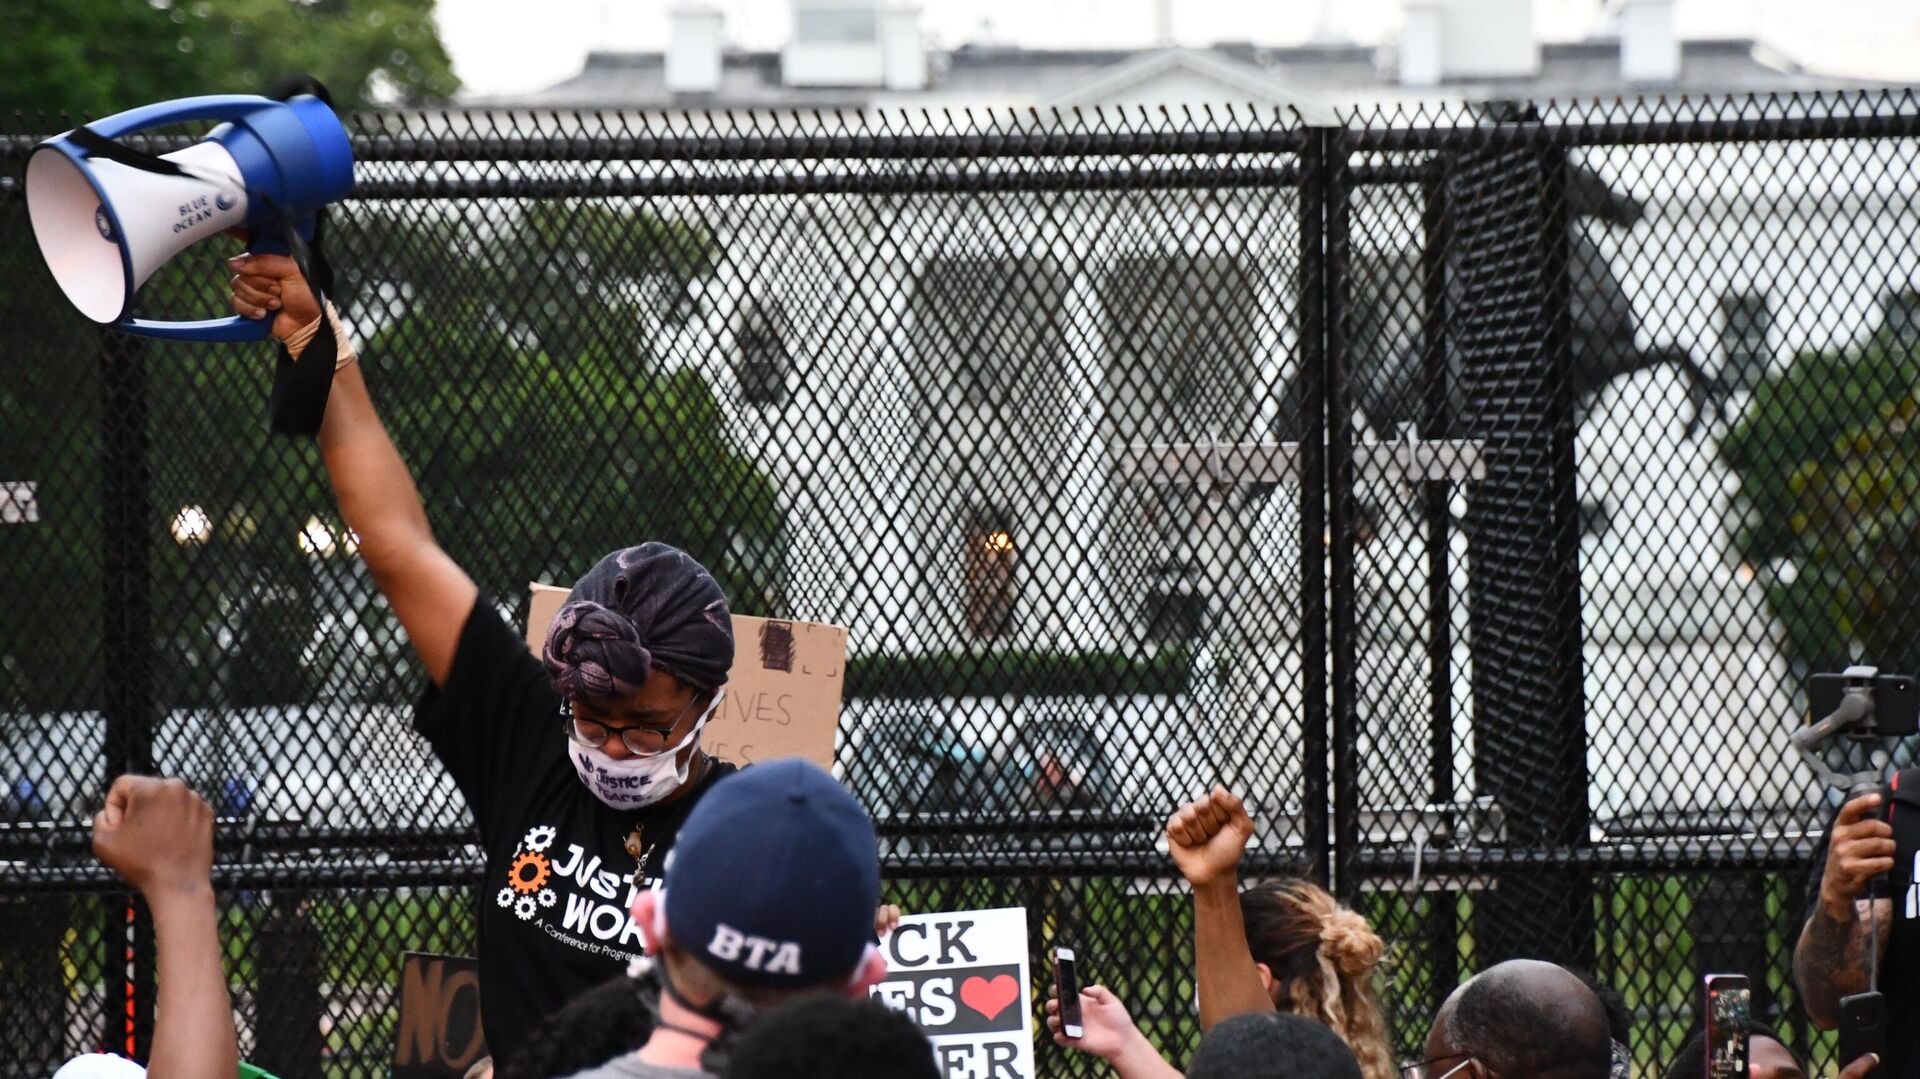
[{"left": 1239, "top": 879, "right": 1393, "bottom": 1079}]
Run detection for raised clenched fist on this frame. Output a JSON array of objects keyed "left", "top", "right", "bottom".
[{"left": 1166, "top": 786, "right": 1256, "bottom": 889}]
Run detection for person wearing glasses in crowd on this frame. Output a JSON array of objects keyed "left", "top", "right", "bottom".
[{"left": 225, "top": 258, "right": 750, "bottom": 1065}]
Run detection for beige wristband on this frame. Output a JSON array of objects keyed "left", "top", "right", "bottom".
[{"left": 283, "top": 302, "right": 359, "bottom": 371}]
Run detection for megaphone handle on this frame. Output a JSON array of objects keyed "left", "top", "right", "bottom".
[
  {"left": 83, "top": 95, "right": 280, "bottom": 140},
  {"left": 116, "top": 231, "right": 297, "bottom": 342}
]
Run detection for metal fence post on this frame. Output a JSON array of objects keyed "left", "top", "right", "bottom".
[
  {"left": 1450, "top": 118, "right": 1595, "bottom": 969},
  {"left": 1323, "top": 127, "right": 1361, "bottom": 905},
  {"left": 1419, "top": 159, "right": 1462, "bottom": 1008},
  {"left": 254, "top": 892, "right": 325, "bottom": 1079},
  {"left": 1298, "top": 126, "right": 1332, "bottom": 890},
  {"left": 99, "top": 328, "right": 158, "bottom": 1057}
]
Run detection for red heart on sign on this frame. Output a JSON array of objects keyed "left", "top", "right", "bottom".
[{"left": 959, "top": 974, "right": 1020, "bottom": 1021}]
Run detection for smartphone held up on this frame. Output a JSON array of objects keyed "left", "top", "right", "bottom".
[
  {"left": 1054, "top": 947, "right": 1083, "bottom": 1039},
  {"left": 1704, "top": 974, "right": 1750, "bottom": 1079}
]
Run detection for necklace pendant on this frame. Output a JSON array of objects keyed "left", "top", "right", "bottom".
[{"left": 624, "top": 827, "right": 645, "bottom": 859}]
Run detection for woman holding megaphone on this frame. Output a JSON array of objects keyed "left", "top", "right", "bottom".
[{"left": 226, "top": 256, "right": 748, "bottom": 1066}]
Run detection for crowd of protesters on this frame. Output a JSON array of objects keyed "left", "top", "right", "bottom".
[
  {"left": 56, "top": 763, "right": 1901, "bottom": 1079},
  {"left": 43, "top": 242, "right": 1916, "bottom": 1079}
]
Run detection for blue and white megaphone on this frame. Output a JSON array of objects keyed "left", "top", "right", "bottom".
[{"left": 25, "top": 94, "right": 353, "bottom": 342}]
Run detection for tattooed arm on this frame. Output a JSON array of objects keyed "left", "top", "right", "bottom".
[
  {"left": 1794, "top": 793, "right": 1897, "bottom": 1029},
  {"left": 1795, "top": 897, "right": 1892, "bottom": 1028}
]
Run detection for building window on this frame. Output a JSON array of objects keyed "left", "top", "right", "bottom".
[
  {"left": 1142, "top": 588, "right": 1206, "bottom": 644},
  {"left": 914, "top": 258, "right": 1062, "bottom": 412},
  {"left": 795, "top": 6, "right": 878, "bottom": 44},
  {"left": 1882, "top": 287, "right": 1920, "bottom": 346},
  {"left": 1717, "top": 290, "right": 1772, "bottom": 393},
  {"left": 734, "top": 299, "right": 791, "bottom": 407},
  {"left": 963, "top": 509, "right": 1017, "bottom": 640}
]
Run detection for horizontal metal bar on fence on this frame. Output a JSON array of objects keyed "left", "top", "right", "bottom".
[
  {"left": 4, "top": 859, "right": 490, "bottom": 895},
  {"left": 11, "top": 109, "right": 1915, "bottom": 170},
  {"left": 1, "top": 836, "right": 1828, "bottom": 898},
  {"left": 1343, "top": 110, "right": 1920, "bottom": 152},
  {"left": 345, "top": 127, "right": 1313, "bottom": 163},
  {"left": 0, "top": 813, "right": 1156, "bottom": 846},
  {"left": 1, "top": 805, "right": 1810, "bottom": 856},
  {"left": 873, "top": 810, "right": 1163, "bottom": 835},
  {"left": 0, "top": 126, "right": 1309, "bottom": 164},
  {"left": 6, "top": 114, "right": 1915, "bottom": 175},
  {"left": 0, "top": 130, "right": 1305, "bottom": 167},
  {"left": 345, "top": 165, "right": 1306, "bottom": 201},
  {"left": 0, "top": 819, "right": 479, "bottom": 856},
  {"left": 0, "top": 131, "right": 1309, "bottom": 167},
  {"left": 1352, "top": 839, "right": 1824, "bottom": 875},
  {"left": 0, "top": 161, "right": 1432, "bottom": 203}
]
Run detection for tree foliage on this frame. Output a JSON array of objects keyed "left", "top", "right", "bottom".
[
  {"left": 1, "top": 0, "right": 457, "bottom": 118},
  {"left": 1720, "top": 315, "right": 1920, "bottom": 669},
  {"left": 0, "top": 194, "right": 784, "bottom": 711}
]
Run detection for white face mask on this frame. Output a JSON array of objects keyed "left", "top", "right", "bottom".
[{"left": 568, "top": 690, "right": 724, "bottom": 811}]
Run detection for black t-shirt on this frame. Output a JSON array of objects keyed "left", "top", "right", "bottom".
[
  {"left": 414, "top": 598, "right": 737, "bottom": 1065},
  {"left": 1803, "top": 791, "right": 1920, "bottom": 1079}
]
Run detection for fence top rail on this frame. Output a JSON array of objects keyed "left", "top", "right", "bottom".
[
  {"left": 6, "top": 90, "right": 1918, "bottom": 166},
  {"left": 0, "top": 125, "right": 1310, "bottom": 165},
  {"left": 1341, "top": 108, "right": 1920, "bottom": 152},
  {"left": 0, "top": 837, "right": 1826, "bottom": 894}
]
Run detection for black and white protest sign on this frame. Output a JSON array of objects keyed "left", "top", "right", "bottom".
[{"left": 871, "top": 907, "right": 1036, "bottom": 1079}]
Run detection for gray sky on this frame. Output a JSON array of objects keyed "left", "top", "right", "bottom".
[{"left": 435, "top": 0, "right": 1919, "bottom": 99}]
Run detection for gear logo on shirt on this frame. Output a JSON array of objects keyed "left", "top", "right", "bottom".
[
  {"left": 499, "top": 840, "right": 557, "bottom": 912},
  {"left": 509, "top": 851, "right": 552, "bottom": 894},
  {"left": 494, "top": 823, "right": 648, "bottom": 962}
]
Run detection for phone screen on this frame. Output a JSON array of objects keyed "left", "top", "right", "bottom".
[
  {"left": 1054, "top": 948, "right": 1083, "bottom": 1035},
  {"left": 1704, "top": 976, "right": 1751, "bottom": 1079}
]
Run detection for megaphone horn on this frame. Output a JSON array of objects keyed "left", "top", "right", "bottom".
[{"left": 24, "top": 94, "right": 353, "bottom": 342}]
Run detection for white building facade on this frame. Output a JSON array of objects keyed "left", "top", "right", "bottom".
[{"left": 462, "top": 1, "right": 1914, "bottom": 828}]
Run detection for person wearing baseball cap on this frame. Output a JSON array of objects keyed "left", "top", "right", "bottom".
[{"left": 559, "top": 759, "right": 890, "bottom": 1079}]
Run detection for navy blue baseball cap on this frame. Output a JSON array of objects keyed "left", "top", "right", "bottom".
[{"left": 662, "top": 759, "right": 880, "bottom": 988}]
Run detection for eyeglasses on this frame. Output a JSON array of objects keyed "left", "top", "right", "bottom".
[
  {"left": 561, "top": 694, "right": 700, "bottom": 756},
  {"left": 1402, "top": 1057, "right": 1480, "bottom": 1079}
]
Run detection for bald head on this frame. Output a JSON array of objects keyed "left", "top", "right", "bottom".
[{"left": 1427, "top": 960, "right": 1612, "bottom": 1079}]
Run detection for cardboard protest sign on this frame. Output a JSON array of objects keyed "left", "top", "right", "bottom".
[
  {"left": 393, "top": 952, "right": 485, "bottom": 1079},
  {"left": 871, "top": 907, "right": 1037, "bottom": 1079},
  {"left": 525, "top": 582, "right": 846, "bottom": 769}
]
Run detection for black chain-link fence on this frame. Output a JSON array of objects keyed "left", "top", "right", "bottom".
[{"left": 5, "top": 90, "right": 1920, "bottom": 1078}]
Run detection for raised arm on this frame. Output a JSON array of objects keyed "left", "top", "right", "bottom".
[
  {"left": 229, "top": 253, "right": 478, "bottom": 685},
  {"left": 1794, "top": 793, "right": 1895, "bottom": 1028},
  {"left": 92, "top": 776, "right": 236, "bottom": 1079},
  {"left": 1167, "top": 787, "right": 1275, "bottom": 1030}
]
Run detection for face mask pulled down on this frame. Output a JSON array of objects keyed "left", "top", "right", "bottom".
[{"left": 569, "top": 691, "right": 724, "bottom": 810}]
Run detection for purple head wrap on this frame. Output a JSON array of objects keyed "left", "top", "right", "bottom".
[{"left": 541, "top": 543, "right": 735, "bottom": 703}]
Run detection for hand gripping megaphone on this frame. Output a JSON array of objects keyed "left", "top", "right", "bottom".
[{"left": 24, "top": 94, "right": 353, "bottom": 341}]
